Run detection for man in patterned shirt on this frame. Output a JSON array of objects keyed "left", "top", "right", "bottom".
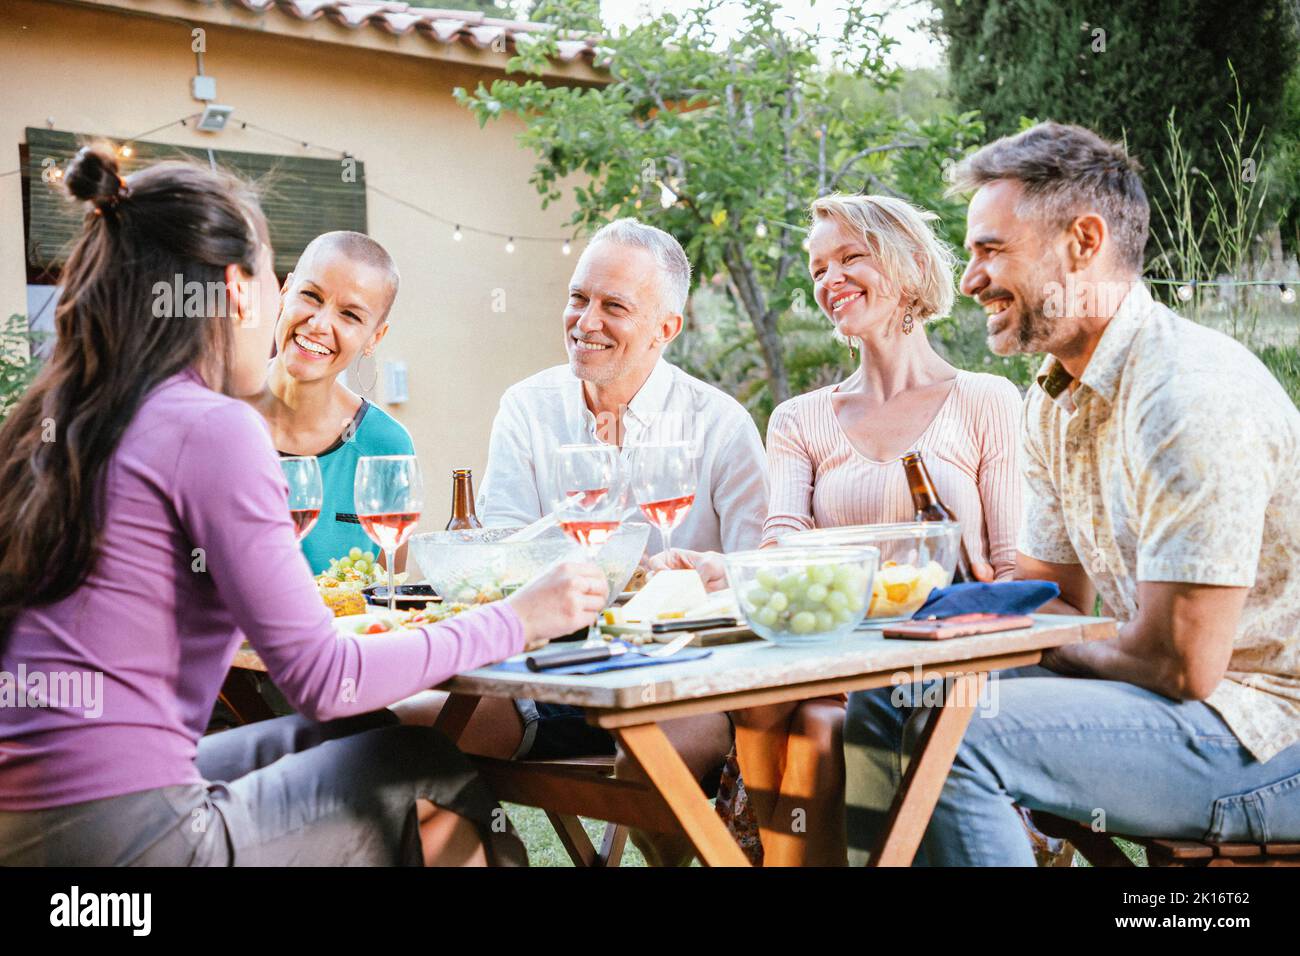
[{"left": 843, "top": 121, "right": 1300, "bottom": 865}]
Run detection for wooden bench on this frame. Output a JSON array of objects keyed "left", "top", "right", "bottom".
[
  {"left": 522, "top": 755, "right": 628, "bottom": 867},
  {"left": 1031, "top": 811, "right": 1300, "bottom": 867}
]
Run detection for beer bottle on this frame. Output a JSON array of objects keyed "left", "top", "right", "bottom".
[
  {"left": 900, "top": 450, "right": 973, "bottom": 583},
  {"left": 446, "top": 469, "right": 483, "bottom": 531}
]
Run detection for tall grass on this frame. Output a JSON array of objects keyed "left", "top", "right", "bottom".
[{"left": 1148, "top": 68, "right": 1300, "bottom": 402}]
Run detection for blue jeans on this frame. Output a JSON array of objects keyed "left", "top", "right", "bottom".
[{"left": 844, "top": 667, "right": 1300, "bottom": 866}]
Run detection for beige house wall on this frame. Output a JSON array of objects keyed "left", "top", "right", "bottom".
[{"left": 0, "top": 0, "right": 586, "bottom": 529}]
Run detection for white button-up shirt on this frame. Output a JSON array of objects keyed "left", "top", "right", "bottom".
[
  {"left": 478, "top": 359, "right": 768, "bottom": 554},
  {"left": 1021, "top": 282, "right": 1300, "bottom": 762}
]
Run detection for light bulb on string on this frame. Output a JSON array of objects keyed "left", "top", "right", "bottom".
[
  {"left": 801, "top": 235, "right": 811, "bottom": 252},
  {"left": 1281, "top": 284, "right": 1296, "bottom": 305},
  {"left": 452, "top": 225, "right": 463, "bottom": 242},
  {"left": 659, "top": 183, "right": 676, "bottom": 209},
  {"left": 562, "top": 240, "right": 572, "bottom": 256},
  {"left": 505, "top": 237, "right": 516, "bottom": 254},
  {"left": 754, "top": 221, "right": 768, "bottom": 239},
  {"left": 1176, "top": 282, "right": 1195, "bottom": 302}
]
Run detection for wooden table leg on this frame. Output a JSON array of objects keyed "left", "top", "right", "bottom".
[
  {"left": 598, "top": 822, "right": 628, "bottom": 867},
  {"left": 545, "top": 811, "right": 598, "bottom": 867},
  {"left": 872, "top": 671, "right": 983, "bottom": 867},
  {"left": 433, "top": 693, "right": 481, "bottom": 744},
  {"left": 615, "top": 722, "right": 751, "bottom": 867}
]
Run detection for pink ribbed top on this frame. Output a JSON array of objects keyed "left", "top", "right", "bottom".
[{"left": 762, "top": 370, "right": 1023, "bottom": 579}]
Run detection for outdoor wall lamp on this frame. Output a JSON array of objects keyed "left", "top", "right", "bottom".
[{"left": 196, "top": 105, "right": 235, "bottom": 133}]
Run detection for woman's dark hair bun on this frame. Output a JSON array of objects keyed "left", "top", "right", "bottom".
[{"left": 65, "top": 143, "right": 126, "bottom": 207}]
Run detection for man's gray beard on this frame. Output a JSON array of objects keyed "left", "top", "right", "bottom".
[{"left": 569, "top": 353, "right": 621, "bottom": 386}]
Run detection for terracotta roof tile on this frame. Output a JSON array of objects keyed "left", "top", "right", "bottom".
[{"left": 205, "top": 1, "right": 601, "bottom": 63}]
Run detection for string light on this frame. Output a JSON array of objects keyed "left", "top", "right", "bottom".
[
  {"left": 27, "top": 114, "right": 1300, "bottom": 283},
  {"left": 1146, "top": 277, "right": 1297, "bottom": 304}
]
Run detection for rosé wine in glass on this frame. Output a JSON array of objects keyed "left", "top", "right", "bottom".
[
  {"left": 631, "top": 443, "right": 697, "bottom": 556},
  {"left": 281, "top": 456, "right": 324, "bottom": 542},
  {"left": 355, "top": 456, "right": 424, "bottom": 612}
]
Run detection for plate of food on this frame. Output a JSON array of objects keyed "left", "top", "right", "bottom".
[
  {"left": 337, "top": 600, "right": 474, "bottom": 636},
  {"left": 315, "top": 547, "right": 409, "bottom": 616}
]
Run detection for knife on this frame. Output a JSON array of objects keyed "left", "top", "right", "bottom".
[
  {"left": 650, "top": 616, "right": 738, "bottom": 635},
  {"left": 526, "top": 632, "right": 696, "bottom": 672}
]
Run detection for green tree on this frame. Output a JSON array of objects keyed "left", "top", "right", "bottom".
[
  {"left": 457, "top": 0, "right": 981, "bottom": 413},
  {"left": 402, "top": 0, "right": 512, "bottom": 13},
  {"left": 524, "top": 0, "right": 603, "bottom": 30},
  {"left": 928, "top": 0, "right": 1300, "bottom": 265}
]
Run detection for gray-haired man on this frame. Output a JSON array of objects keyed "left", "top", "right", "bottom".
[
  {"left": 403, "top": 219, "right": 766, "bottom": 865},
  {"left": 478, "top": 217, "right": 768, "bottom": 556}
]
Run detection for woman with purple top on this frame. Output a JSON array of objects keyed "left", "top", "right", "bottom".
[{"left": 0, "top": 145, "right": 608, "bottom": 866}]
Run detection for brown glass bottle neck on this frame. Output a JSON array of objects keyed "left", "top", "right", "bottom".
[
  {"left": 901, "top": 455, "right": 943, "bottom": 511},
  {"left": 451, "top": 471, "right": 477, "bottom": 518}
]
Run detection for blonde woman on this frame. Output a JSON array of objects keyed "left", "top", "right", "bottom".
[{"left": 659, "top": 194, "right": 1022, "bottom": 865}]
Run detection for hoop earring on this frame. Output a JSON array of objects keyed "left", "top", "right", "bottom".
[
  {"left": 902, "top": 307, "right": 915, "bottom": 335},
  {"left": 354, "top": 351, "right": 379, "bottom": 394}
]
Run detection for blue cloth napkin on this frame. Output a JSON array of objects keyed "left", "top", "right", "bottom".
[
  {"left": 913, "top": 580, "right": 1061, "bottom": 619},
  {"left": 494, "top": 642, "right": 713, "bottom": 676}
]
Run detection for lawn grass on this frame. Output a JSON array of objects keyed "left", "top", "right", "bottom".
[
  {"left": 505, "top": 804, "right": 648, "bottom": 867},
  {"left": 508, "top": 803, "right": 1151, "bottom": 867}
]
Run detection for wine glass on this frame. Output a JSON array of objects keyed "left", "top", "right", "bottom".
[
  {"left": 552, "top": 444, "right": 623, "bottom": 644},
  {"left": 281, "top": 455, "right": 324, "bottom": 542},
  {"left": 552, "top": 444, "right": 625, "bottom": 559},
  {"left": 630, "top": 441, "right": 697, "bottom": 556},
  {"left": 355, "top": 455, "right": 424, "bottom": 613}
]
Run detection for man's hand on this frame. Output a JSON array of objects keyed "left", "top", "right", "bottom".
[
  {"left": 1040, "top": 581, "right": 1246, "bottom": 699},
  {"left": 505, "top": 561, "right": 609, "bottom": 651},
  {"left": 645, "top": 548, "right": 729, "bottom": 593}
]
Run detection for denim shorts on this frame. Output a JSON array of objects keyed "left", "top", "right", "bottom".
[{"left": 512, "top": 700, "right": 616, "bottom": 761}]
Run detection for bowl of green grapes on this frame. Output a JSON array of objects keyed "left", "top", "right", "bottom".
[{"left": 724, "top": 546, "right": 879, "bottom": 646}]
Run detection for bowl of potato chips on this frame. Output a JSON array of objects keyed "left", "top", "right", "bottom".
[{"left": 776, "top": 522, "right": 961, "bottom": 623}]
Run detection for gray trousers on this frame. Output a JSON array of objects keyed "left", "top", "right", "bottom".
[{"left": 0, "top": 710, "right": 526, "bottom": 866}]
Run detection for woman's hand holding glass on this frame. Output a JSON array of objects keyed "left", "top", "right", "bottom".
[{"left": 505, "top": 561, "right": 610, "bottom": 652}]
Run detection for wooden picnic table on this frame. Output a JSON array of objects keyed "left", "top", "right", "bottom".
[
  {"left": 226, "top": 614, "right": 1115, "bottom": 865},
  {"left": 430, "top": 613, "right": 1116, "bottom": 867}
]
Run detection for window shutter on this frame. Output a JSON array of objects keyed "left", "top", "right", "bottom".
[{"left": 24, "top": 128, "right": 367, "bottom": 275}]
